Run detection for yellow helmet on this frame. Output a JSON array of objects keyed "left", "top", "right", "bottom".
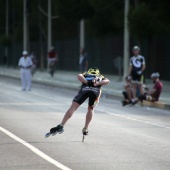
[{"left": 87, "top": 67, "right": 100, "bottom": 75}]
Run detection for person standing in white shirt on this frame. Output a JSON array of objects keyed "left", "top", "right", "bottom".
[{"left": 18, "top": 51, "right": 33, "bottom": 91}]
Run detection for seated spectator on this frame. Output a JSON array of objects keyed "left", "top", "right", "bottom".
[
  {"left": 122, "top": 76, "right": 134, "bottom": 106},
  {"left": 132, "top": 72, "right": 163, "bottom": 104}
]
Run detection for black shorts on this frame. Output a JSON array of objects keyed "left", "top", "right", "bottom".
[
  {"left": 73, "top": 85, "right": 101, "bottom": 106},
  {"left": 131, "top": 72, "right": 143, "bottom": 83}
]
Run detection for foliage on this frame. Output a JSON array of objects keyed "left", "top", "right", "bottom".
[
  {"left": 128, "top": 0, "right": 170, "bottom": 40},
  {"left": 55, "top": 0, "right": 94, "bottom": 21},
  {"left": 0, "top": 35, "right": 12, "bottom": 47},
  {"left": 128, "top": 3, "right": 156, "bottom": 39},
  {"left": 87, "top": 0, "right": 124, "bottom": 37},
  {"left": 1, "top": 0, "right": 170, "bottom": 42}
]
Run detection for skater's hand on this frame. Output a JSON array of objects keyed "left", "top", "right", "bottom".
[
  {"left": 93, "top": 79, "right": 101, "bottom": 86},
  {"left": 93, "top": 82, "right": 100, "bottom": 86}
]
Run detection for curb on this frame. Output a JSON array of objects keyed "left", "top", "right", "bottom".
[{"left": 139, "top": 101, "right": 170, "bottom": 110}]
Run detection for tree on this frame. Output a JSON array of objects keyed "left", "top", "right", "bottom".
[
  {"left": 0, "top": 35, "right": 11, "bottom": 47},
  {"left": 56, "top": 0, "right": 94, "bottom": 21},
  {"left": 86, "top": 0, "right": 124, "bottom": 37},
  {"left": 128, "top": 0, "right": 170, "bottom": 40}
]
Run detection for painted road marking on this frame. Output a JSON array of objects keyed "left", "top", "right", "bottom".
[
  {"left": 104, "top": 110, "right": 170, "bottom": 129},
  {"left": 31, "top": 92, "right": 170, "bottom": 130},
  {"left": 1, "top": 82, "right": 170, "bottom": 130},
  {"left": 0, "top": 103, "right": 65, "bottom": 106},
  {"left": 0, "top": 127, "right": 72, "bottom": 170}
]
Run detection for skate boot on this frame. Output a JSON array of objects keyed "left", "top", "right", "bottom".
[
  {"left": 82, "top": 127, "right": 88, "bottom": 135},
  {"left": 50, "top": 124, "right": 64, "bottom": 136},
  {"left": 131, "top": 99, "right": 138, "bottom": 105},
  {"left": 121, "top": 100, "right": 128, "bottom": 106},
  {"left": 82, "top": 127, "right": 88, "bottom": 142},
  {"left": 121, "top": 100, "right": 132, "bottom": 106}
]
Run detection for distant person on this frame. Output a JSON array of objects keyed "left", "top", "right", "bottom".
[
  {"left": 47, "top": 46, "right": 58, "bottom": 64},
  {"left": 129, "top": 46, "right": 145, "bottom": 98},
  {"left": 79, "top": 48, "right": 88, "bottom": 73},
  {"left": 47, "top": 46, "right": 58, "bottom": 76},
  {"left": 29, "top": 52, "right": 38, "bottom": 76},
  {"left": 45, "top": 67, "right": 110, "bottom": 139},
  {"left": 18, "top": 51, "right": 33, "bottom": 91},
  {"left": 132, "top": 72, "right": 163, "bottom": 104}
]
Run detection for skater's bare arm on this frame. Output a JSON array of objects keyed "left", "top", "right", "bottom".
[
  {"left": 94, "top": 78, "right": 110, "bottom": 86},
  {"left": 147, "top": 88, "right": 156, "bottom": 95},
  {"left": 78, "top": 74, "right": 88, "bottom": 84}
]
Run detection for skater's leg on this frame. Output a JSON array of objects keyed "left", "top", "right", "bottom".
[
  {"left": 84, "top": 106, "right": 94, "bottom": 129},
  {"left": 49, "top": 101, "right": 80, "bottom": 135},
  {"left": 61, "top": 101, "right": 80, "bottom": 125},
  {"left": 82, "top": 106, "right": 94, "bottom": 135}
]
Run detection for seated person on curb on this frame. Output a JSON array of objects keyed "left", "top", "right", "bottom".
[
  {"left": 132, "top": 72, "right": 163, "bottom": 104},
  {"left": 122, "top": 76, "right": 134, "bottom": 106}
]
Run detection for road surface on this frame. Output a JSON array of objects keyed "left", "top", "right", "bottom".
[{"left": 0, "top": 76, "right": 170, "bottom": 170}]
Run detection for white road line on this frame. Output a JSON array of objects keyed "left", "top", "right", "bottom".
[
  {"left": 0, "top": 127, "right": 72, "bottom": 170},
  {"left": 0, "top": 103, "right": 65, "bottom": 106},
  {"left": 31, "top": 91, "right": 170, "bottom": 130},
  {"left": 100, "top": 110, "right": 170, "bottom": 129},
  {"left": 31, "top": 92, "right": 71, "bottom": 104},
  {"left": 2, "top": 82, "right": 170, "bottom": 130}
]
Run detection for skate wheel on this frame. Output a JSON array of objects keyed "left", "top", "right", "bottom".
[
  {"left": 82, "top": 135, "right": 85, "bottom": 142},
  {"left": 51, "top": 131, "right": 58, "bottom": 136},
  {"left": 45, "top": 132, "right": 51, "bottom": 138}
]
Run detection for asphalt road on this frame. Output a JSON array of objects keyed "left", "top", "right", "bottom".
[{"left": 0, "top": 76, "right": 170, "bottom": 170}]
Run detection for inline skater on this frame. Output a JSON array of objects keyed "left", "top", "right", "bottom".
[{"left": 45, "top": 67, "right": 110, "bottom": 139}]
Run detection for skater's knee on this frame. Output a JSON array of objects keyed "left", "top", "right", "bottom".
[
  {"left": 88, "top": 105, "right": 94, "bottom": 110},
  {"left": 70, "top": 101, "right": 80, "bottom": 111}
]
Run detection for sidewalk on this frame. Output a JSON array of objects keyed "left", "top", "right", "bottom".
[{"left": 0, "top": 66, "right": 170, "bottom": 110}]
